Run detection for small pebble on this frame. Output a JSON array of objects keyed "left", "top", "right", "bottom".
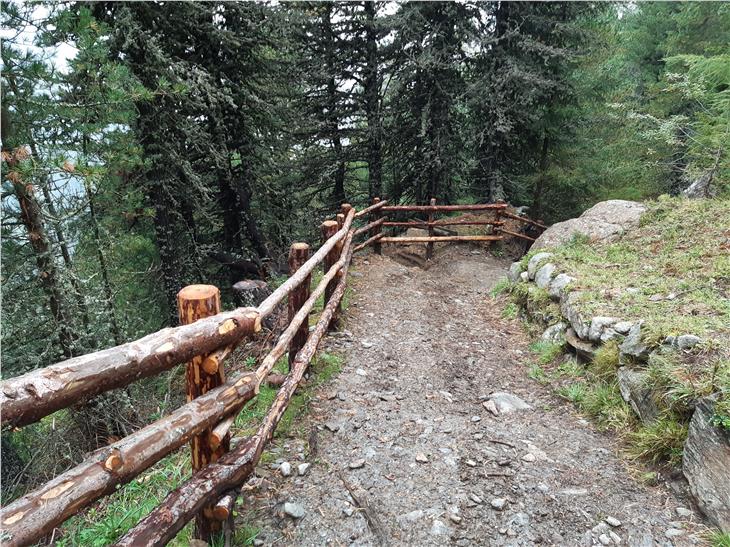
[
  {"left": 665, "top": 529, "right": 684, "bottom": 538},
  {"left": 415, "top": 453, "right": 429, "bottom": 463},
  {"left": 449, "top": 514, "right": 462, "bottom": 524},
  {"left": 465, "top": 459, "right": 477, "bottom": 467},
  {"left": 279, "top": 462, "right": 291, "bottom": 477},
  {"left": 598, "top": 533, "right": 611, "bottom": 545},
  {"left": 490, "top": 498, "right": 507, "bottom": 510},
  {"left": 471, "top": 415, "right": 481, "bottom": 423},
  {"left": 521, "top": 453, "right": 536, "bottom": 463},
  {"left": 676, "top": 507, "right": 692, "bottom": 518},
  {"left": 470, "top": 494, "right": 483, "bottom": 504},
  {"left": 349, "top": 459, "right": 366, "bottom": 469},
  {"left": 609, "top": 531, "right": 621, "bottom": 544},
  {"left": 297, "top": 463, "right": 311, "bottom": 476},
  {"left": 606, "top": 516, "right": 621, "bottom": 527},
  {"left": 283, "top": 502, "right": 305, "bottom": 519}
]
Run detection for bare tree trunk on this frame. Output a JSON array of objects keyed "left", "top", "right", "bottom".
[{"left": 364, "top": 1, "right": 383, "bottom": 200}]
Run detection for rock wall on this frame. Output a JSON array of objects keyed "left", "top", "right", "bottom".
[{"left": 509, "top": 241, "right": 729, "bottom": 533}]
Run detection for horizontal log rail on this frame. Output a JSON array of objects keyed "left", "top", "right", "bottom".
[
  {"left": 502, "top": 211, "right": 547, "bottom": 229},
  {"left": 380, "top": 203, "right": 507, "bottom": 213},
  {"left": 382, "top": 219, "right": 503, "bottom": 228},
  {"left": 116, "top": 232, "right": 356, "bottom": 545},
  {"left": 353, "top": 232, "right": 384, "bottom": 252},
  {"left": 499, "top": 228, "right": 537, "bottom": 242},
  {"left": 0, "top": 308, "right": 261, "bottom": 429},
  {"left": 380, "top": 235, "right": 502, "bottom": 243},
  {"left": 354, "top": 216, "right": 386, "bottom": 237},
  {"left": 353, "top": 198, "right": 388, "bottom": 218}
]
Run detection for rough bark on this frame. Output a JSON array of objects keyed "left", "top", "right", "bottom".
[
  {"left": 0, "top": 308, "right": 261, "bottom": 429},
  {"left": 287, "top": 243, "right": 311, "bottom": 368},
  {"left": 426, "top": 198, "right": 436, "bottom": 260},
  {"left": 354, "top": 197, "right": 388, "bottom": 218},
  {"left": 381, "top": 204, "right": 507, "bottom": 213},
  {"left": 115, "top": 231, "right": 355, "bottom": 547},
  {"left": 0, "top": 370, "right": 260, "bottom": 547},
  {"left": 380, "top": 235, "right": 502, "bottom": 243},
  {"left": 321, "top": 220, "right": 340, "bottom": 328},
  {"left": 177, "top": 285, "right": 228, "bottom": 540}
]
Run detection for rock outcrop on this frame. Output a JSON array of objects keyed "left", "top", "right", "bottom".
[
  {"left": 682, "top": 397, "right": 730, "bottom": 532},
  {"left": 532, "top": 200, "right": 646, "bottom": 250},
  {"left": 617, "top": 367, "right": 659, "bottom": 424}
]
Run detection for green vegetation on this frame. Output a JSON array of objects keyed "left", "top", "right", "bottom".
[
  {"left": 710, "top": 531, "right": 730, "bottom": 547},
  {"left": 627, "top": 416, "right": 688, "bottom": 467},
  {"left": 550, "top": 198, "right": 730, "bottom": 339},
  {"left": 54, "top": 351, "right": 343, "bottom": 545}
]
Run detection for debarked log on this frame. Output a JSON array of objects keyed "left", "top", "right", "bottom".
[
  {"left": 0, "top": 308, "right": 261, "bottom": 429},
  {"left": 380, "top": 203, "right": 507, "bottom": 213},
  {"left": 380, "top": 235, "right": 502, "bottom": 243},
  {"left": 115, "top": 236, "right": 356, "bottom": 546},
  {"left": 0, "top": 371, "right": 261, "bottom": 547},
  {"left": 354, "top": 198, "right": 388, "bottom": 218}
]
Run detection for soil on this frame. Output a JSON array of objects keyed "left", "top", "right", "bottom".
[{"left": 237, "top": 244, "right": 709, "bottom": 546}]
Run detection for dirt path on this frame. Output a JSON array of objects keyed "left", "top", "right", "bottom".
[{"left": 240, "top": 246, "right": 707, "bottom": 546}]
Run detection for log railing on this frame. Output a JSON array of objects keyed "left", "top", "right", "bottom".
[{"left": 0, "top": 195, "right": 544, "bottom": 546}]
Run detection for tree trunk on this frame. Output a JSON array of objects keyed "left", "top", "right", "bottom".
[
  {"left": 364, "top": 1, "right": 382, "bottom": 200},
  {"left": 532, "top": 133, "right": 549, "bottom": 221}
]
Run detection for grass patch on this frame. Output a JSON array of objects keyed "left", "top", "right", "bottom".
[
  {"left": 626, "top": 415, "right": 688, "bottom": 466},
  {"left": 490, "top": 277, "right": 511, "bottom": 297},
  {"left": 501, "top": 302, "right": 518, "bottom": 319},
  {"left": 529, "top": 340, "right": 564, "bottom": 365},
  {"left": 557, "top": 383, "right": 587, "bottom": 404},
  {"left": 710, "top": 531, "right": 730, "bottom": 547},
  {"left": 588, "top": 341, "right": 620, "bottom": 380},
  {"left": 548, "top": 197, "right": 730, "bottom": 339}
]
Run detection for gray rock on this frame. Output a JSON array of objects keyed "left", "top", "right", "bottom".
[
  {"left": 665, "top": 528, "right": 684, "bottom": 538},
  {"left": 527, "top": 252, "right": 553, "bottom": 280},
  {"left": 283, "top": 502, "right": 305, "bottom": 519},
  {"left": 598, "top": 533, "right": 611, "bottom": 545},
  {"left": 617, "top": 367, "right": 659, "bottom": 424},
  {"left": 548, "top": 273, "right": 576, "bottom": 300},
  {"left": 279, "top": 462, "right": 292, "bottom": 477},
  {"left": 508, "top": 262, "right": 523, "bottom": 282},
  {"left": 561, "top": 292, "right": 590, "bottom": 340},
  {"left": 588, "top": 317, "right": 619, "bottom": 342},
  {"left": 565, "top": 328, "right": 598, "bottom": 362},
  {"left": 619, "top": 321, "right": 650, "bottom": 360},
  {"left": 677, "top": 334, "right": 702, "bottom": 350},
  {"left": 487, "top": 392, "right": 533, "bottom": 414},
  {"left": 520, "top": 271, "right": 529, "bottom": 282},
  {"left": 490, "top": 498, "right": 507, "bottom": 510},
  {"left": 542, "top": 322, "right": 568, "bottom": 344},
  {"left": 403, "top": 509, "right": 424, "bottom": 522},
  {"left": 606, "top": 516, "right": 621, "bottom": 527},
  {"left": 430, "top": 519, "right": 451, "bottom": 536},
  {"left": 349, "top": 459, "right": 366, "bottom": 469},
  {"left": 297, "top": 463, "right": 311, "bottom": 476},
  {"left": 614, "top": 321, "right": 634, "bottom": 335},
  {"left": 676, "top": 507, "right": 692, "bottom": 518},
  {"left": 682, "top": 397, "right": 730, "bottom": 532},
  {"left": 533, "top": 200, "right": 646, "bottom": 250},
  {"left": 535, "top": 263, "right": 557, "bottom": 289},
  {"left": 600, "top": 328, "right": 620, "bottom": 343}
]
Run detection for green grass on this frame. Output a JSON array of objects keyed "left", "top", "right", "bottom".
[
  {"left": 529, "top": 340, "right": 564, "bottom": 365},
  {"left": 627, "top": 415, "right": 688, "bottom": 466},
  {"left": 547, "top": 197, "right": 730, "bottom": 339},
  {"left": 710, "top": 531, "right": 730, "bottom": 547},
  {"left": 57, "top": 351, "right": 345, "bottom": 545},
  {"left": 557, "top": 383, "right": 587, "bottom": 404}
]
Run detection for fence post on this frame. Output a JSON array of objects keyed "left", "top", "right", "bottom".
[
  {"left": 371, "top": 197, "right": 382, "bottom": 255},
  {"left": 288, "top": 242, "right": 311, "bottom": 368},
  {"left": 426, "top": 197, "right": 436, "bottom": 260},
  {"left": 494, "top": 199, "right": 505, "bottom": 240},
  {"left": 177, "top": 284, "right": 227, "bottom": 542},
  {"left": 321, "top": 217, "right": 340, "bottom": 330}
]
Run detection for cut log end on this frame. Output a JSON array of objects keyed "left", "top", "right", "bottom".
[{"left": 177, "top": 284, "right": 219, "bottom": 301}]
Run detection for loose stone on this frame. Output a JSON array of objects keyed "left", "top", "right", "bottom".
[
  {"left": 283, "top": 502, "right": 305, "bottom": 519},
  {"left": 490, "top": 498, "right": 507, "bottom": 510},
  {"left": 349, "top": 459, "right": 366, "bottom": 469},
  {"left": 279, "top": 462, "right": 292, "bottom": 477},
  {"left": 605, "top": 516, "right": 621, "bottom": 527}
]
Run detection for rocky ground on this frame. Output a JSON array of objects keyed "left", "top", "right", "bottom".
[{"left": 236, "top": 244, "right": 709, "bottom": 546}]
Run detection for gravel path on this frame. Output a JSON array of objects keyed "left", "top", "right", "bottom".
[{"left": 240, "top": 246, "right": 708, "bottom": 546}]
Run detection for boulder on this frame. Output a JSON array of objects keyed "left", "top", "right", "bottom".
[
  {"left": 535, "top": 263, "right": 557, "bottom": 289},
  {"left": 508, "top": 262, "right": 523, "bottom": 282},
  {"left": 565, "top": 328, "right": 598, "bottom": 362},
  {"left": 683, "top": 397, "right": 730, "bottom": 531},
  {"left": 548, "top": 273, "right": 575, "bottom": 300},
  {"left": 588, "top": 317, "right": 619, "bottom": 343},
  {"left": 677, "top": 334, "right": 702, "bottom": 350},
  {"left": 542, "top": 322, "right": 568, "bottom": 344},
  {"left": 619, "top": 321, "right": 650, "bottom": 361},
  {"left": 560, "top": 292, "right": 590, "bottom": 340},
  {"left": 532, "top": 200, "right": 646, "bottom": 250},
  {"left": 617, "top": 367, "right": 659, "bottom": 424},
  {"left": 527, "top": 252, "right": 553, "bottom": 280}
]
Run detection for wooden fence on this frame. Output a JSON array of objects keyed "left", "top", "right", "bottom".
[{"left": 0, "top": 197, "right": 543, "bottom": 546}]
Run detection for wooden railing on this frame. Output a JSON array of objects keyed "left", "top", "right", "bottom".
[{"left": 0, "top": 196, "right": 542, "bottom": 546}]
